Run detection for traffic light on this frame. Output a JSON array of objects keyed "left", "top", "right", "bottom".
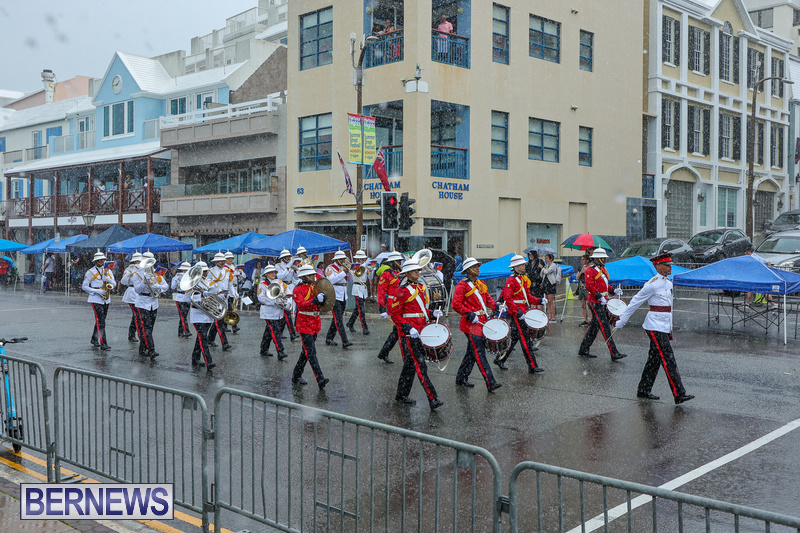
[
  {"left": 399, "top": 192, "right": 416, "bottom": 231},
  {"left": 381, "top": 191, "right": 399, "bottom": 231}
]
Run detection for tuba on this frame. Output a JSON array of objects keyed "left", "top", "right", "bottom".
[
  {"left": 266, "top": 281, "right": 289, "bottom": 310},
  {"left": 223, "top": 297, "right": 240, "bottom": 326},
  {"left": 410, "top": 249, "right": 433, "bottom": 270},
  {"left": 179, "top": 264, "right": 227, "bottom": 320},
  {"left": 138, "top": 257, "right": 163, "bottom": 298}
]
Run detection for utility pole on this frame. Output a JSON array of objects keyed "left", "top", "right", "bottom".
[{"left": 351, "top": 34, "right": 378, "bottom": 250}]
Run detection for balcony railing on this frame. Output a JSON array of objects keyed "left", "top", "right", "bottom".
[
  {"left": 8, "top": 187, "right": 160, "bottom": 219},
  {"left": 3, "top": 150, "right": 23, "bottom": 164},
  {"left": 33, "top": 196, "right": 53, "bottom": 216},
  {"left": 366, "top": 145, "right": 403, "bottom": 178},
  {"left": 96, "top": 191, "right": 118, "bottom": 213},
  {"left": 143, "top": 119, "right": 160, "bottom": 140},
  {"left": 365, "top": 30, "right": 404, "bottom": 68},
  {"left": 52, "top": 131, "right": 96, "bottom": 154},
  {"left": 642, "top": 173, "right": 655, "bottom": 199},
  {"left": 26, "top": 146, "right": 47, "bottom": 160},
  {"left": 11, "top": 198, "right": 30, "bottom": 217},
  {"left": 160, "top": 96, "right": 282, "bottom": 129},
  {"left": 431, "top": 30, "right": 470, "bottom": 68},
  {"left": 57, "top": 193, "right": 89, "bottom": 215},
  {"left": 431, "top": 145, "right": 468, "bottom": 179}
]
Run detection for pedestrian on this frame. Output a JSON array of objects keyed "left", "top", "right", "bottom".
[
  {"left": 526, "top": 251, "right": 545, "bottom": 303},
  {"left": 133, "top": 252, "right": 167, "bottom": 358},
  {"left": 452, "top": 257, "right": 502, "bottom": 392},
  {"left": 189, "top": 262, "right": 216, "bottom": 370},
  {"left": 42, "top": 253, "right": 55, "bottom": 292},
  {"left": 578, "top": 248, "right": 627, "bottom": 360},
  {"left": 376, "top": 251, "right": 404, "bottom": 364},
  {"left": 121, "top": 253, "right": 143, "bottom": 341},
  {"left": 347, "top": 249, "right": 371, "bottom": 335},
  {"left": 81, "top": 251, "right": 116, "bottom": 351},
  {"left": 541, "top": 253, "right": 559, "bottom": 321},
  {"left": 324, "top": 250, "right": 353, "bottom": 349},
  {"left": 389, "top": 259, "right": 444, "bottom": 410},
  {"left": 744, "top": 246, "right": 777, "bottom": 309},
  {"left": 577, "top": 254, "right": 590, "bottom": 326},
  {"left": 171, "top": 262, "right": 192, "bottom": 337},
  {"left": 292, "top": 264, "right": 330, "bottom": 390},
  {"left": 256, "top": 265, "right": 288, "bottom": 359},
  {"left": 615, "top": 253, "right": 694, "bottom": 404},
  {"left": 206, "top": 252, "right": 232, "bottom": 350}
]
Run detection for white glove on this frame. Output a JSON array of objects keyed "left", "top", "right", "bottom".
[
  {"left": 600, "top": 296, "right": 608, "bottom": 305},
  {"left": 380, "top": 312, "right": 389, "bottom": 320},
  {"left": 614, "top": 288, "right": 623, "bottom": 296},
  {"left": 615, "top": 320, "right": 626, "bottom": 329},
  {"left": 540, "top": 297, "right": 548, "bottom": 304},
  {"left": 432, "top": 309, "right": 443, "bottom": 318},
  {"left": 471, "top": 315, "right": 481, "bottom": 324},
  {"left": 409, "top": 328, "right": 420, "bottom": 339},
  {"left": 94, "top": 289, "right": 105, "bottom": 296},
  {"left": 316, "top": 293, "right": 325, "bottom": 303},
  {"left": 498, "top": 303, "right": 508, "bottom": 315}
]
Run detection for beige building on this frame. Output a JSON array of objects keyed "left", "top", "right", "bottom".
[{"left": 286, "top": 0, "right": 644, "bottom": 259}]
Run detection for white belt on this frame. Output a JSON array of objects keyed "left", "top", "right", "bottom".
[
  {"left": 298, "top": 311, "right": 319, "bottom": 317},
  {"left": 512, "top": 299, "right": 527, "bottom": 304},
  {"left": 473, "top": 310, "right": 486, "bottom": 316},
  {"left": 402, "top": 313, "right": 425, "bottom": 318}
]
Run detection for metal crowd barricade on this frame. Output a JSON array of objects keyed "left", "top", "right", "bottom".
[
  {"left": 506, "top": 461, "right": 800, "bottom": 532},
  {"left": 0, "top": 354, "right": 53, "bottom": 480},
  {"left": 213, "top": 388, "right": 502, "bottom": 533},
  {"left": 52, "top": 367, "right": 211, "bottom": 532}
]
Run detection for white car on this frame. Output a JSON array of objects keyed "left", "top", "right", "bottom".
[{"left": 753, "top": 230, "right": 800, "bottom": 271}]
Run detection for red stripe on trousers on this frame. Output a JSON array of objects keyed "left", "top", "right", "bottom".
[
  {"left": 92, "top": 303, "right": 103, "bottom": 345},
  {"left": 176, "top": 302, "right": 188, "bottom": 334},
  {"left": 589, "top": 304, "right": 615, "bottom": 356},
  {"left": 512, "top": 315, "right": 536, "bottom": 369},
  {"left": 468, "top": 335, "right": 491, "bottom": 387},
  {"left": 137, "top": 308, "right": 150, "bottom": 349},
  {"left": 356, "top": 298, "right": 367, "bottom": 329},
  {"left": 194, "top": 325, "right": 209, "bottom": 365},
  {"left": 265, "top": 320, "right": 279, "bottom": 349},
  {"left": 648, "top": 330, "right": 678, "bottom": 396},
  {"left": 402, "top": 336, "right": 435, "bottom": 401},
  {"left": 301, "top": 335, "right": 320, "bottom": 381},
  {"left": 130, "top": 304, "right": 143, "bottom": 337}
]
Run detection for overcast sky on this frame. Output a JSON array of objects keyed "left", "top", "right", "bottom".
[{"left": 0, "top": 0, "right": 258, "bottom": 94}]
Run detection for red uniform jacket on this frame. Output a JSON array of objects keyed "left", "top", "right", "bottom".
[
  {"left": 584, "top": 263, "right": 611, "bottom": 304},
  {"left": 501, "top": 274, "right": 541, "bottom": 316},
  {"left": 293, "top": 282, "right": 321, "bottom": 334},
  {"left": 377, "top": 269, "right": 400, "bottom": 313},
  {"left": 452, "top": 279, "right": 497, "bottom": 336},
  {"left": 390, "top": 281, "right": 434, "bottom": 334}
]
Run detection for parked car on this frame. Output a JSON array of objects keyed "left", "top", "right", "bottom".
[
  {"left": 618, "top": 238, "right": 693, "bottom": 264},
  {"left": 687, "top": 229, "right": 751, "bottom": 263},
  {"left": 764, "top": 210, "right": 800, "bottom": 235},
  {"left": 753, "top": 230, "right": 800, "bottom": 271}
]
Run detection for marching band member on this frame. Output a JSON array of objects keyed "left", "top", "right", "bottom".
[
  {"left": 224, "top": 251, "right": 240, "bottom": 334},
  {"left": 171, "top": 262, "right": 192, "bottom": 338},
  {"left": 324, "top": 250, "right": 353, "bottom": 349},
  {"left": 82, "top": 251, "right": 116, "bottom": 351},
  {"left": 121, "top": 252, "right": 143, "bottom": 342},
  {"left": 132, "top": 252, "right": 168, "bottom": 358},
  {"left": 296, "top": 245, "right": 309, "bottom": 261},
  {"left": 578, "top": 248, "right": 627, "bottom": 360},
  {"left": 206, "top": 252, "right": 232, "bottom": 351},
  {"left": 390, "top": 260, "right": 444, "bottom": 410},
  {"left": 375, "top": 251, "right": 404, "bottom": 364},
  {"left": 189, "top": 262, "right": 216, "bottom": 370},
  {"left": 291, "top": 264, "right": 330, "bottom": 390},
  {"left": 275, "top": 249, "right": 299, "bottom": 341},
  {"left": 614, "top": 253, "right": 694, "bottom": 404},
  {"left": 256, "top": 265, "right": 288, "bottom": 360},
  {"left": 452, "top": 258, "right": 502, "bottom": 392},
  {"left": 495, "top": 254, "right": 546, "bottom": 373},
  {"left": 346, "top": 250, "right": 371, "bottom": 335}
]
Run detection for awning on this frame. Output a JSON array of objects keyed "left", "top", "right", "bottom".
[{"left": 4, "top": 141, "right": 169, "bottom": 175}]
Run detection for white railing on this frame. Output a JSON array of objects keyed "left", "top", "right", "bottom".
[
  {"left": 159, "top": 94, "right": 284, "bottom": 129},
  {"left": 52, "top": 131, "right": 96, "bottom": 154},
  {"left": 224, "top": 7, "right": 264, "bottom": 35},
  {"left": 143, "top": 119, "right": 160, "bottom": 140}
]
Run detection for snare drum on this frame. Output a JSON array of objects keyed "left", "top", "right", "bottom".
[
  {"left": 419, "top": 322, "right": 453, "bottom": 370},
  {"left": 523, "top": 309, "right": 549, "bottom": 332},
  {"left": 605, "top": 298, "right": 628, "bottom": 325},
  {"left": 483, "top": 318, "right": 510, "bottom": 355}
]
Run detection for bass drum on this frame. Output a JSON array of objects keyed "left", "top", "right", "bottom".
[
  {"left": 419, "top": 270, "right": 448, "bottom": 311},
  {"left": 483, "top": 318, "right": 510, "bottom": 355},
  {"left": 419, "top": 322, "right": 453, "bottom": 371}
]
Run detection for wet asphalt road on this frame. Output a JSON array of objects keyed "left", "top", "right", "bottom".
[{"left": 2, "top": 287, "right": 800, "bottom": 531}]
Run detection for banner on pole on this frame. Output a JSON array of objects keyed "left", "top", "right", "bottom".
[
  {"left": 362, "top": 115, "right": 377, "bottom": 165},
  {"left": 348, "top": 113, "right": 363, "bottom": 164}
]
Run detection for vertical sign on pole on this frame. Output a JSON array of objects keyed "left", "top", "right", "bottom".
[
  {"left": 360, "top": 234, "right": 367, "bottom": 251},
  {"left": 348, "top": 113, "right": 363, "bottom": 164},
  {"left": 362, "top": 115, "right": 377, "bottom": 165}
]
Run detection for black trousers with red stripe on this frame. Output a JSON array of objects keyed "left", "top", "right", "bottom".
[
  {"left": 90, "top": 303, "right": 109, "bottom": 346},
  {"left": 293, "top": 333, "right": 324, "bottom": 383},
  {"left": 378, "top": 326, "right": 399, "bottom": 359},
  {"left": 639, "top": 330, "right": 686, "bottom": 398},
  {"left": 207, "top": 319, "right": 229, "bottom": 345},
  {"left": 325, "top": 300, "right": 349, "bottom": 344},
  {"left": 260, "top": 318, "right": 285, "bottom": 354},
  {"left": 346, "top": 296, "right": 369, "bottom": 332},
  {"left": 498, "top": 314, "right": 539, "bottom": 370},
  {"left": 579, "top": 302, "right": 621, "bottom": 357},
  {"left": 137, "top": 308, "right": 157, "bottom": 355},
  {"left": 176, "top": 302, "right": 191, "bottom": 336},
  {"left": 284, "top": 310, "right": 297, "bottom": 338},
  {"left": 192, "top": 322, "right": 213, "bottom": 365},
  {"left": 396, "top": 333, "right": 438, "bottom": 402},
  {"left": 128, "top": 303, "right": 141, "bottom": 340},
  {"left": 456, "top": 333, "right": 497, "bottom": 388}
]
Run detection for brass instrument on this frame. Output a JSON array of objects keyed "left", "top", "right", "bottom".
[
  {"left": 179, "top": 264, "right": 227, "bottom": 320},
  {"left": 312, "top": 278, "right": 336, "bottom": 313},
  {"left": 290, "top": 257, "right": 312, "bottom": 272},
  {"left": 410, "top": 249, "right": 433, "bottom": 270},
  {"left": 139, "top": 257, "right": 163, "bottom": 298},
  {"left": 266, "top": 281, "right": 289, "bottom": 310},
  {"left": 101, "top": 282, "right": 114, "bottom": 301},
  {"left": 223, "top": 296, "right": 240, "bottom": 326}
]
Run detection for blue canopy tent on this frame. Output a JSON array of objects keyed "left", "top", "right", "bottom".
[
  {"left": 65, "top": 225, "right": 135, "bottom": 252},
  {"left": 605, "top": 256, "right": 689, "bottom": 286},
  {"left": 672, "top": 255, "right": 800, "bottom": 344},
  {"left": 19, "top": 237, "right": 56, "bottom": 255},
  {"left": 0, "top": 238, "right": 26, "bottom": 252},
  {"left": 453, "top": 254, "right": 575, "bottom": 281},
  {"left": 107, "top": 233, "right": 193, "bottom": 254},
  {"left": 44, "top": 234, "right": 88, "bottom": 253},
  {"left": 193, "top": 232, "right": 269, "bottom": 255},
  {"left": 244, "top": 229, "right": 350, "bottom": 257}
]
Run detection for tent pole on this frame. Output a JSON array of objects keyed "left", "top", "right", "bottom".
[
  {"left": 559, "top": 278, "right": 568, "bottom": 323},
  {"left": 784, "top": 292, "right": 787, "bottom": 345}
]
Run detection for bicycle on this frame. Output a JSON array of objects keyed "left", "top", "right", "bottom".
[{"left": 0, "top": 336, "right": 27, "bottom": 453}]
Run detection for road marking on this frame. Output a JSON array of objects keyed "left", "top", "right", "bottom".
[
  {"left": 0, "top": 306, "right": 75, "bottom": 312},
  {"left": 569, "top": 417, "right": 800, "bottom": 533}
]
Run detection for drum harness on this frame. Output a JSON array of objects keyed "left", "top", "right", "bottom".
[
  {"left": 512, "top": 274, "right": 530, "bottom": 308},
  {"left": 465, "top": 281, "right": 488, "bottom": 317}
]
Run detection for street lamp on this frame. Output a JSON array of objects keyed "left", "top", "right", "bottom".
[
  {"left": 351, "top": 33, "right": 379, "bottom": 250},
  {"left": 82, "top": 214, "right": 96, "bottom": 237},
  {"left": 745, "top": 74, "right": 793, "bottom": 240}
]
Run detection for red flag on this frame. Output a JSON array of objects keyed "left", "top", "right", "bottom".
[
  {"left": 372, "top": 147, "right": 392, "bottom": 192},
  {"left": 337, "top": 149, "right": 354, "bottom": 196}
]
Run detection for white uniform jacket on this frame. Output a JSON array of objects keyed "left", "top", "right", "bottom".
[
  {"left": 224, "top": 264, "right": 238, "bottom": 299},
  {"left": 120, "top": 265, "right": 139, "bottom": 304},
  {"left": 275, "top": 261, "right": 296, "bottom": 286},
  {"left": 133, "top": 271, "right": 168, "bottom": 311},
  {"left": 325, "top": 263, "right": 348, "bottom": 302},
  {"left": 616, "top": 274, "right": 673, "bottom": 334},
  {"left": 257, "top": 279, "right": 286, "bottom": 320},
  {"left": 206, "top": 266, "right": 231, "bottom": 298},
  {"left": 189, "top": 293, "right": 215, "bottom": 324},
  {"left": 171, "top": 273, "right": 190, "bottom": 302},
  {"left": 82, "top": 266, "right": 116, "bottom": 305},
  {"left": 349, "top": 269, "right": 371, "bottom": 299}
]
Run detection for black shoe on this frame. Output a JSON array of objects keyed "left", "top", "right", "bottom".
[
  {"left": 206, "top": 363, "right": 216, "bottom": 370},
  {"left": 611, "top": 353, "right": 628, "bottom": 361},
  {"left": 579, "top": 321, "right": 590, "bottom": 327},
  {"left": 348, "top": 326, "right": 357, "bottom": 333},
  {"left": 395, "top": 395, "right": 416, "bottom": 405},
  {"left": 261, "top": 351, "right": 273, "bottom": 357},
  {"left": 530, "top": 346, "right": 539, "bottom": 352},
  {"left": 91, "top": 340, "right": 100, "bottom": 347},
  {"left": 292, "top": 377, "right": 308, "bottom": 385},
  {"left": 191, "top": 360, "right": 206, "bottom": 367},
  {"left": 493, "top": 357, "right": 508, "bottom": 370},
  {"left": 342, "top": 341, "right": 353, "bottom": 349},
  {"left": 637, "top": 391, "right": 660, "bottom": 400},
  {"left": 579, "top": 352, "right": 597, "bottom": 358},
  {"left": 488, "top": 383, "right": 503, "bottom": 393},
  {"left": 232, "top": 326, "right": 240, "bottom": 334},
  {"left": 277, "top": 351, "right": 287, "bottom": 360},
  {"left": 100, "top": 344, "right": 111, "bottom": 351},
  {"left": 429, "top": 398, "right": 444, "bottom": 411},
  {"left": 222, "top": 343, "right": 232, "bottom": 351},
  {"left": 318, "top": 378, "right": 330, "bottom": 390},
  {"left": 148, "top": 350, "right": 159, "bottom": 358},
  {"left": 128, "top": 336, "right": 137, "bottom": 342},
  {"left": 674, "top": 394, "right": 695, "bottom": 405},
  {"left": 325, "top": 340, "right": 338, "bottom": 346},
  {"left": 529, "top": 367, "right": 545, "bottom": 374},
  {"left": 290, "top": 334, "right": 299, "bottom": 342},
  {"left": 363, "top": 330, "right": 370, "bottom": 335},
  {"left": 208, "top": 341, "right": 218, "bottom": 347},
  {"left": 378, "top": 354, "right": 395, "bottom": 364},
  {"left": 456, "top": 380, "right": 475, "bottom": 388}
]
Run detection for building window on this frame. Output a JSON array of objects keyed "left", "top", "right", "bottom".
[
  {"left": 688, "top": 26, "right": 710, "bottom": 74},
  {"left": 528, "top": 117, "right": 559, "bottom": 162},
  {"left": 747, "top": 48, "right": 765, "bottom": 89},
  {"left": 0, "top": 136, "right": 5, "bottom": 154},
  {"left": 491, "top": 111, "right": 508, "bottom": 169},
  {"left": 687, "top": 105, "right": 710, "bottom": 155},
  {"left": 579, "top": 30, "right": 593, "bottom": 71},
  {"left": 103, "top": 100, "right": 135, "bottom": 138},
  {"left": 771, "top": 57, "right": 785, "bottom": 97},
  {"left": 746, "top": 118, "right": 765, "bottom": 165},
  {"left": 751, "top": 8, "right": 774, "bottom": 28},
  {"left": 169, "top": 97, "right": 187, "bottom": 115},
  {"left": 300, "top": 7, "right": 333, "bottom": 70},
  {"left": 492, "top": 4, "right": 510, "bottom": 64},
  {"left": 718, "top": 112, "right": 741, "bottom": 160},
  {"left": 661, "top": 99, "right": 680, "bottom": 151},
  {"left": 720, "top": 34, "right": 731, "bottom": 81},
  {"left": 299, "top": 113, "right": 332, "bottom": 171},
  {"left": 578, "top": 126, "right": 592, "bottom": 167},
  {"left": 197, "top": 91, "right": 215, "bottom": 110},
  {"left": 662, "top": 16, "right": 679, "bottom": 65},
  {"left": 795, "top": 8, "right": 800, "bottom": 25},
  {"left": 771, "top": 124, "right": 785, "bottom": 168},
  {"left": 529, "top": 15, "right": 560, "bottom": 63},
  {"left": 718, "top": 188, "right": 737, "bottom": 228}
]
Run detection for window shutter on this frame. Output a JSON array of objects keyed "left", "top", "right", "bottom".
[
  {"left": 661, "top": 99, "right": 669, "bottom": 148},
  {"left": 687, "top": 106, "right": 695, "bottom": 152},
  {"left": 674, "top": 101, "right": 681, "bottom": 150},
  {"left": 733, "top": 37, "right": 740, "bottom": 84},
  {"left": 703, "top": 31, "right": 710, "bottom": 74},
  {"left": 662, "top": 16, "right": 670, "bottom": 62},
  {"left": 674, "top": 21, "right": 680, "bottom": 66},
  {"left": 733, "top": 116, "right": 741, "bottom": 160},
  {"left": 747, "top": 48, "right": 753, "bottom": 88},
  {"left": 718, "top": 113, "right": 724, "bottom": 156},
  {"left": 703, "top": 109, "right": 710, "bottom": 155},
  {"left": 688, "top": 27, "right": 696, "bottom": 70},
  {"left": 779, "top": 127, "right": 784, "bottom": 167},
  {"left": 757, "top": 123, "right": 764, "bottom": 165},
  {"left": 759, "top": 52, "right": 765, "bottom": 79},
  {"left": 780, "top": 60, "right": 785, "bottom": 98}
]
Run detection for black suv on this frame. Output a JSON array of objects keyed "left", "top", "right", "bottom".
[
  {"left": 688, "top": 229, "right": 751, "bottom": 264},
  {"left": 619, "top": 238, "right": 693, "bottom": 265}
]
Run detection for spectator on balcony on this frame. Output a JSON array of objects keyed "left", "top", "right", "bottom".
[
  {"left": 435, "top": 14, "right": 453, "bottom": 57},
  {"left": 382, "top": 19, "right": 395, "bottom": 35},
  {"left": 371, "top": 23, "right": 384, "bottom": 37},
  {"left": 124, "top": 174, "right": 134, "bottom": 190}
]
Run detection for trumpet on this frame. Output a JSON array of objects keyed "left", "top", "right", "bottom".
[{"left": 101, "top": 282, "right": 114, "bottom": 301}]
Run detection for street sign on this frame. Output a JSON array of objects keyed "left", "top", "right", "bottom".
[{"left": 360, "top": 234, "right": 367, "bottom": 251}]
